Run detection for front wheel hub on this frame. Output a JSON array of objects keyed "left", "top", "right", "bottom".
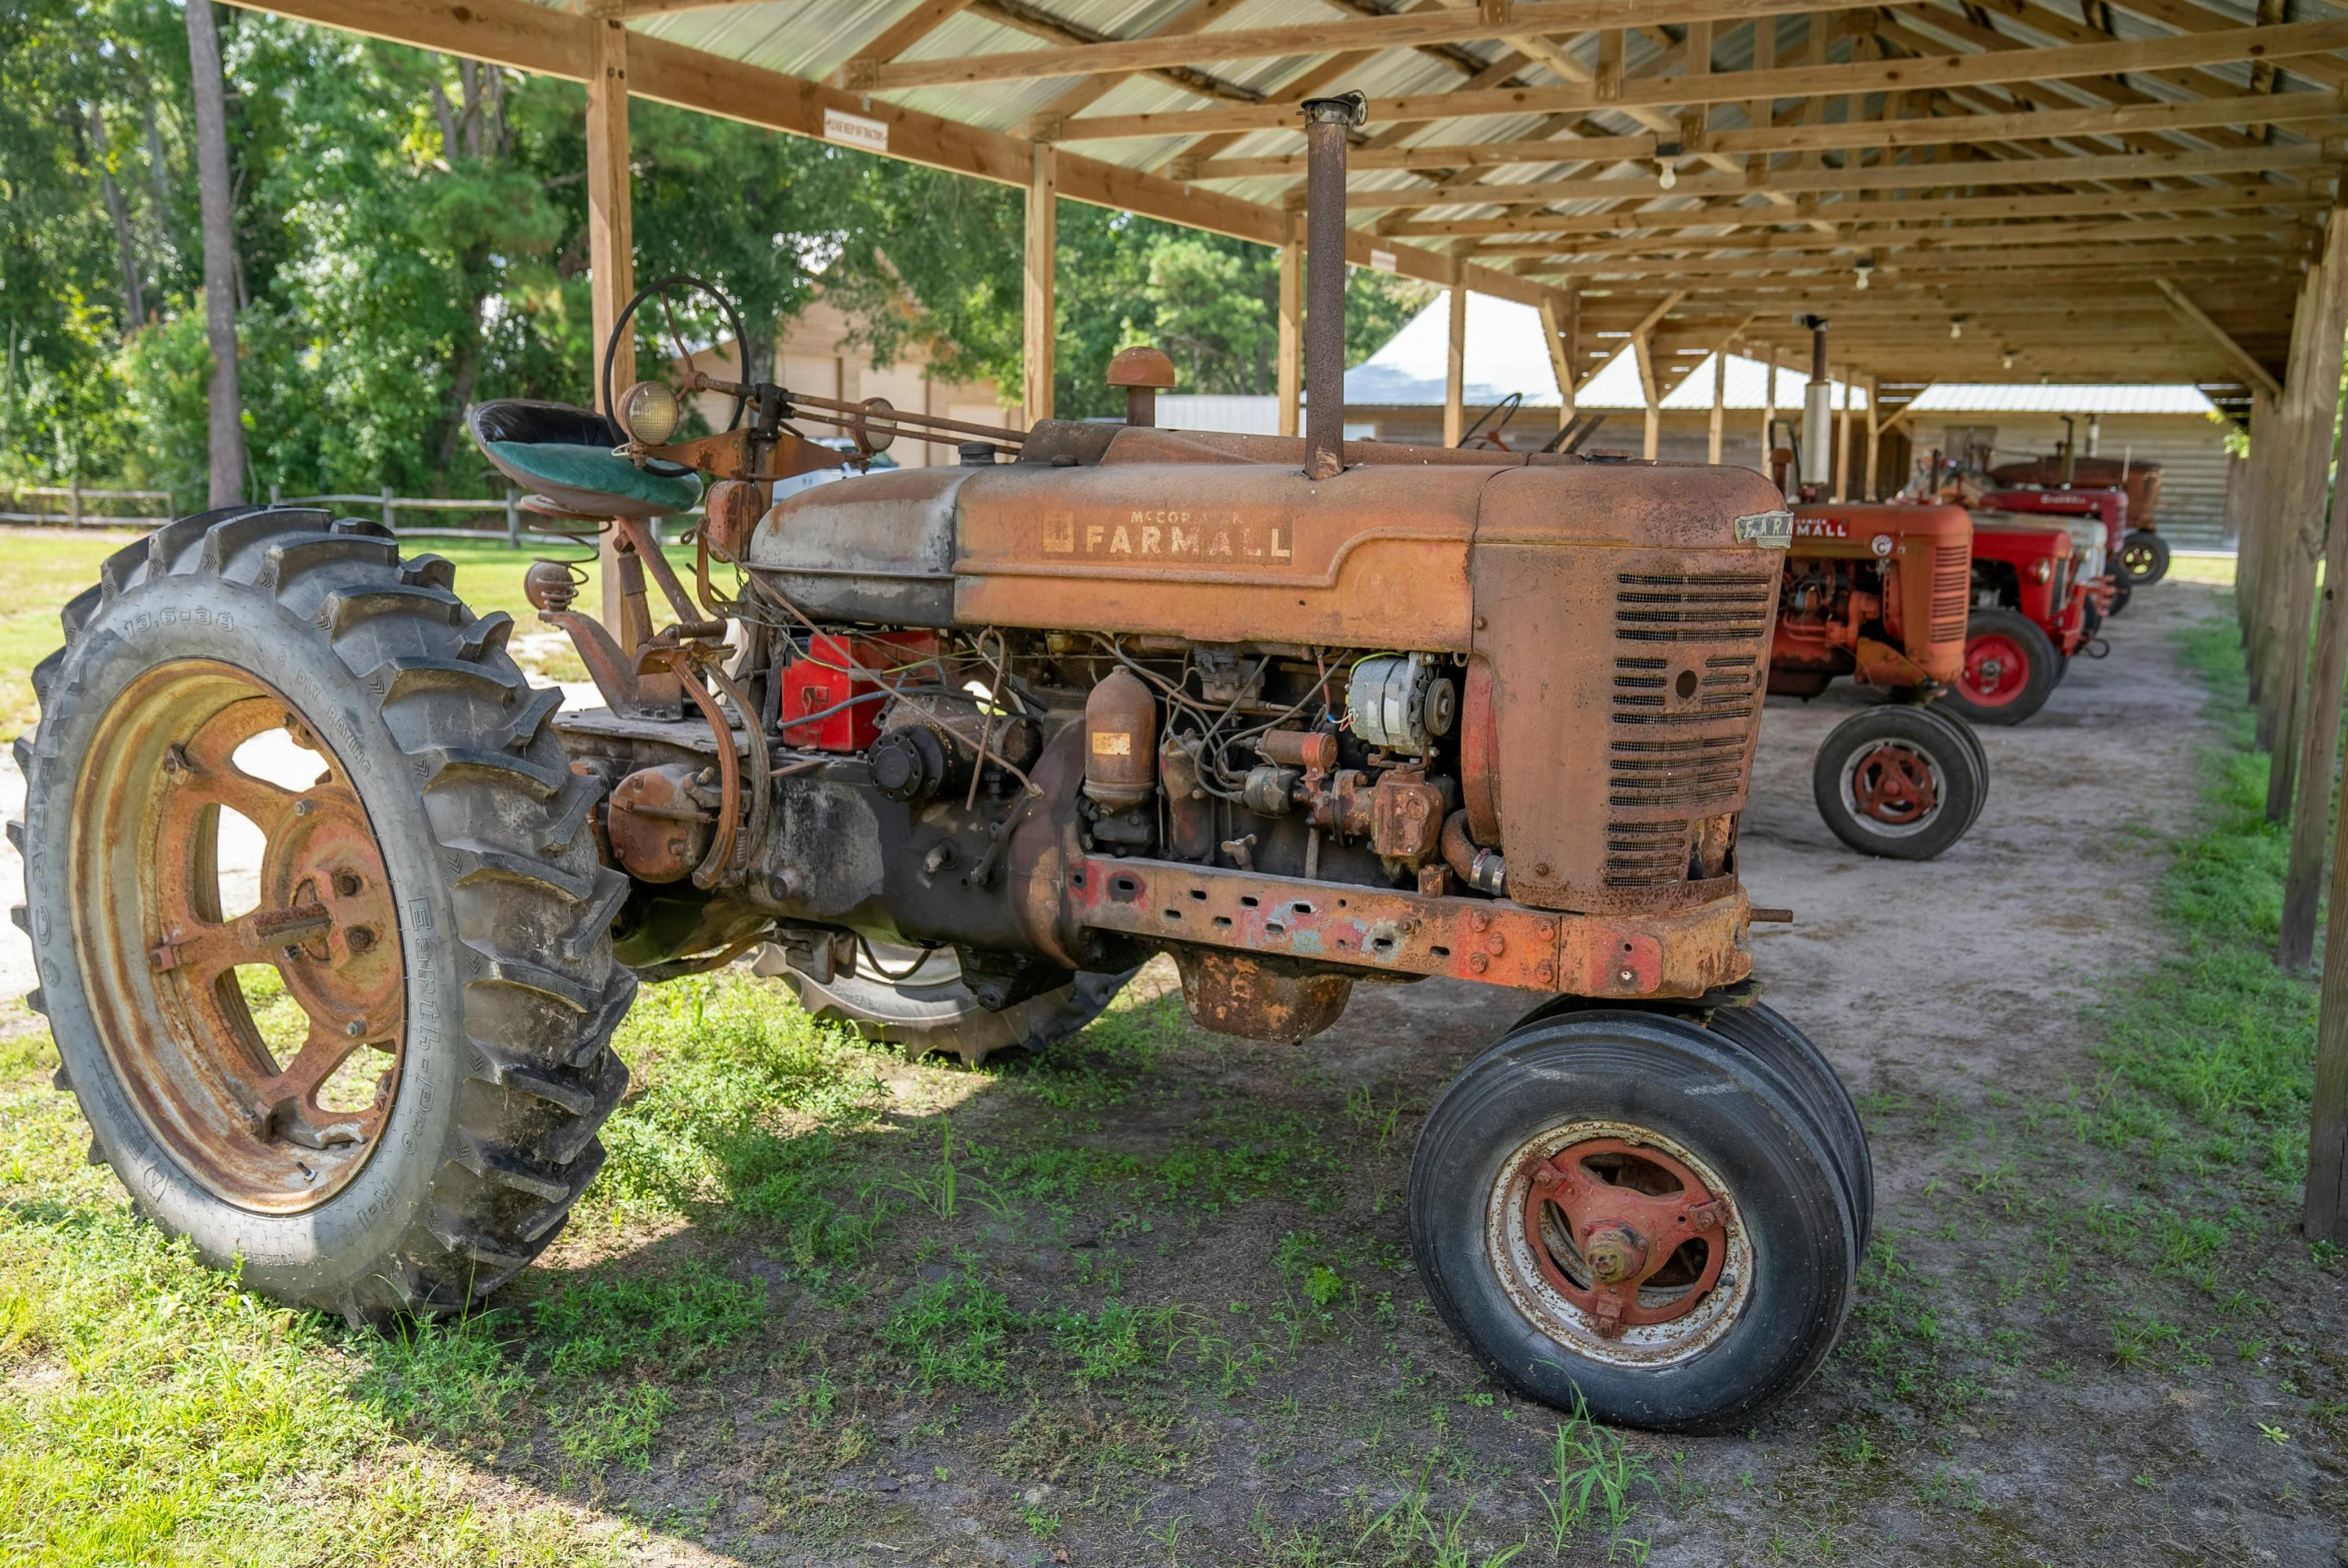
[{"left": 1490, "top": 1123, "right": 1751, "bottom": 1364}]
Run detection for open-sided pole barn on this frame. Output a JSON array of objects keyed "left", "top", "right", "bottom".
[{"left": 227, "top": 0, "right": 2348, "bottom": 1233}]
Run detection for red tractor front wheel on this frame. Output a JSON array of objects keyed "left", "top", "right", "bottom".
[{"left": 1942, "top": 608, "right": 2059, "bottom": 727}]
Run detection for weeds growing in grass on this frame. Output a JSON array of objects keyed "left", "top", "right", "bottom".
[{"left": 1540, "top": 1396, "right": 1654, "bottom": 1560}]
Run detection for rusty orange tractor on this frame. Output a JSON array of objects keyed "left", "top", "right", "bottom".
[
  {"left": 1773, "top": 503, "right": 1988, "bottom": 860},
  {"left": 15, "top": 98, "right": 1867, "bottom": 1433}
]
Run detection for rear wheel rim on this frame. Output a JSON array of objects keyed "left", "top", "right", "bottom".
[
  {"left": 70, "top": 660, "right": 406, "bottom": 1213},
  {"left": 1485, "top": 1119, "right": 1752, "bottom": 1368},
  {"left": 1958, "top": 631, "right": 2031, "bottom": 707}
]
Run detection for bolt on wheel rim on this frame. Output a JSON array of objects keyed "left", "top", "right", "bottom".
[
  {"left": 1841, "top": 740, "right": 1942, "bottom": 832},
  {"left": 70, "top": 660, "right": 405, "bottom": 1213},
  {"left": 1485, "top": 1119, "right": 1752, "bottom": 1368}
]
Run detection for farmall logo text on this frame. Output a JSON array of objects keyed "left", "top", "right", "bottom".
[
  {"left": 1043, "top": 510, "right": 1292, "bottom": 562},
  {"left": 1791, "top": 518, "right": 1848, "bottom": 539}
]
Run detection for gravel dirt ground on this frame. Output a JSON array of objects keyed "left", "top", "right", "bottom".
[{"left": 13, "top": 575, "right": 2345, "bottom": 1566}]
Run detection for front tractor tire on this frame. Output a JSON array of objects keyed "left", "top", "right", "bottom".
[
  {"left": 774, "top": 939, "right": 1129, "bottom": 1068},
  {"left": 1809, "top": 705, "right": 1984, "bottom": 861},
  {"left": 15, "top": 507, "right": 633, "bottom": 1323},
  {"left": 1408, "top": 1009, "right": 1858, "bottom": 1432}
]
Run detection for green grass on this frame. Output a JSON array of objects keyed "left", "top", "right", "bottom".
[{"left": 2083, "top": 617, "right": 2320, "bottom": 1184}]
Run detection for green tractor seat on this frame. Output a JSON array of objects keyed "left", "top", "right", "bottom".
[{"left": 468, "top": 400, "right": 704, "bottom": 519}]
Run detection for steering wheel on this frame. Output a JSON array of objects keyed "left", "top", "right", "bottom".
[
  {"left": 601, "top": 273, "right": 751, "bottom": 441},
  {"left": 1457, "top": 390, "right": 1523, "bottom": 451}
]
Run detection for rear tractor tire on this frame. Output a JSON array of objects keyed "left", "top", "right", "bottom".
[
  {"left": 1942, "top": 607, "right": 2059, "bottom": 727},
  {"left": 15, "top": 507, "right": 632, "bottom": 1323},
  {"left": 771, "top": 938, "right": 1130, "bottom": 1068},
  {"left": 1408, "top": 1008, "right": 1858, "bottom": 1431},
  {"left": 1810, "top": 705, "right": 1984, "bottom": 861}
]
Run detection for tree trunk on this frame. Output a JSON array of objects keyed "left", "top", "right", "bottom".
[
  {"left": 186, "top": 0, "right": 244, "bottom": 506},
  {"left": 87, "top": 107, "right": 145, "bottom": 334}
]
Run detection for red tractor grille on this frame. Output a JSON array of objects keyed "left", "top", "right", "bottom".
[
  {"left": 1609, "top": 655, "right": 1760, "bottom": 727},
  {"left": 1613, "top": 571, "right": 1777, "bottom": 642},
  {"left": 1603, "top": 819, "right": 1692, "bottom": 887},
  {"left": 1930, "top": 546, "right": 1970, "bottom": 648}
]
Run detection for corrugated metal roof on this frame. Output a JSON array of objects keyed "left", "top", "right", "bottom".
[{"left": 1903, "top": 385, "right": 2222, "bottom": 415}]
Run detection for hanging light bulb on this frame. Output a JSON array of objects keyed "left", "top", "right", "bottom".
[
  {"left": 1658, "top": 160, "right": 1677, "bottom": 190},
  {"left": 1949, "top": 317, "right": 1964, "bottom": 340},
  {"left": 1852, "top": 257, "right": 1874, "bottom": 291},
  {"left": 2001, "top": 351, "right": 2015, "bottom": 370}
]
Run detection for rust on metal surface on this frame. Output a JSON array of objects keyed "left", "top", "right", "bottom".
[
  {"left": 1068, "top": 853, "right": 1750, "bottom": 998},
  {"left": 605, "top": 763, "right": 712, "bottom": 883},
  {"left": 77, "top": 664, "right": 405, "bottom": 1212},
  {"left": 1173, "top": 947, "right": 1353, "bottom": 1041},
  {"left": 1082, "top": 666, "right": 1158, "bottom": 809},
  {"left": 701, "top": 478, "right": 765, "bottom": 564},
  {"left": 1521, "top": 1136, "right": 1729, "bottom": 1339},
  {"left": 1845, "top": 741, "right": 1939, "bottom": 825}
]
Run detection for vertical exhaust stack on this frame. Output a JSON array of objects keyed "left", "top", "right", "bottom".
[
  {"left": 1301, "top": 93, "right": 1366, "bottom": 481},
  {"left": 1797, "top": 314, "right": 1832, "bottom": 488}
]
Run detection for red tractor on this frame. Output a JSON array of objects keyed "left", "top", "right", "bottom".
[
  {"left": 1945, "top": 511, "right": 2106, "bottom": 727},
  {"left": 1990, "top": 448, "right": 2168, "bottom": 587},
  {"left": 1773, "top": 503, "right": 1988, "bottom": 861}
]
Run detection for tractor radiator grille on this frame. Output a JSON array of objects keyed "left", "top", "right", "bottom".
[
  {"left": 1930, "top": 546, "right": 1970, "bottom": 647},
  {"left": 1602, "top": 573, "right": 1773, "bottom": 889},
  {"left": 1602, "top": 819, "right": 1692, "bottom": 887},
  {"left": 1613, "top": 571, "right": 1777, "bottom": 643},
  {"left": 1606, "top": 734, "right": 1750, "bottom": 810}
]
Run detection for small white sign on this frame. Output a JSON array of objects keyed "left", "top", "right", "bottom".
[
  {"left": 824, "top": 107, "right": 890, "bottom": 154},
  {"left": 1368, "top": 248, "right": 1398, "bottom": 274}
]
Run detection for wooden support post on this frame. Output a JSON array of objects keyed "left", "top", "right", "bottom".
[
  {"left": 1277, "top": 212, "right": 1301, "bottom": 439},
  {"left": 2281, "top": 409, "right": 2348, "bottom": 969},
  {"left": 586, "top": 16, "right": 634, "bottom": 641},
  {"left": 1863, "top": 375, "right": 1881, "bottom": 501},
  {"left": 1024, "top": 144, "right": 1058, "bottom": 426},
  {"left": 2261, "top": 226, "right": 2348, "bottom": 820},
  {"left": 1634, "top": 331, "right": 1660, "bottom": 460},
  {"left": 1444, "top": 269, "right": 1468, "bottom": 448},
  {"left": 2241, "top": 391, "right": 2279, "bottom": 647},
  {"left": 1832, "top": 371, "right": 1852, "bottom": 503},
  {"left": 2254, "top": 272, "right": 2324, "bottom": 727},
  {"left": 1539, "top": 292, "right": 1574, "bottom": 431},
  {"left": 1707, "top": 346, "right": 1727, "bottom": 465},
  {"left": 1761, "top": 346, "right": 1777, "bottom": 478}
]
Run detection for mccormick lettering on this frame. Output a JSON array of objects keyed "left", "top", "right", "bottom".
[{"left": 1042, "top": 512, "right": 1293, "bottom": 562}]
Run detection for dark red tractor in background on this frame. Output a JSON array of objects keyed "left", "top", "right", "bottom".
[
  {"left": 1989, "top": 446, "right": 2169, "bottom": 587},
  {"left": 1774, "top": 503, "right": 1988, "bottom": 861}
]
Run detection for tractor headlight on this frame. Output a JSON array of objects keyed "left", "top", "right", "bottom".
[{"left": 618, "top": 380, "right": 683, "bottom": 446}]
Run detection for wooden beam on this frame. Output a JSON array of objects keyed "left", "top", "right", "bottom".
[
  {"left": 2156, "top": 276, "right": 2286, "bottom": 399},
  {"left": 1189, "top": 92, "right": 2348, "bottom": 177},
  {"left": 1388, "top": 185, "right": 2333, "bottom": 238},
  {"left": 1057, "top": 15, "right": 2348, "bottom": 140},
  {"left": 586, "top": 0, "right": 760, "bottom": 18},
  {"left": 1344, "top": 142, "right": 2333, "bottom": 211},
  {"left": 586, "top": 15, "right": 633, "bottom": 643},
  {"left": 1480, "top": 214, "right": 2310, "bottom": 259},
  {"left": 1532, "top": 242, "right": 2306, "bottom": 279},
  {"left": 2283, "top": 399, "right": 2348, "bottom": 967},
  {"left": 1024, "top": 143, "right": 1057, "bottom": 424},
  {"left": 835, "top": 0, "right": 982, "bottom": 79},
  {"left": 855, "top": 0, "right": 1897, "bottom": 90},
  {"left": 1861, "top": 374, "right": 1879, "bottom": 499}
]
